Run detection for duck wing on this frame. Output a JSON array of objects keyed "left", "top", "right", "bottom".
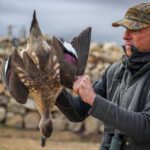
[
  {"left": 52, "top": 27, "right": 91, "bottom": 89},
  {"left": 1, "top": 49, "right": 29, "bottom": 104}
]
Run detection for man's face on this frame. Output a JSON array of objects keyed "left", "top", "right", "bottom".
[{"left": 123, "top": 27, "right": 150, "bottom": 57}]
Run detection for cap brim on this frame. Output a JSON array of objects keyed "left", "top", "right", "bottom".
[{"left": 112, "top": 18, "right": 150, "bottom": 30}]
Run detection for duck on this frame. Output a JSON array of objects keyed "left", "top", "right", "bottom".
[{"left": 1, "top": 11, "right": 91, "bottom": 147}]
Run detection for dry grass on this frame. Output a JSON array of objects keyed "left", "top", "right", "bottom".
[
  {"left": 0, "top": 127, "right": 99, "bottom": 150},
  {"left": 0, "top": 138, "right": 99, "bottom": 150}
]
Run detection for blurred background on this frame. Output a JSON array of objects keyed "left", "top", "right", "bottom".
[
  {"left": 0, "top": 0, "right": 149, "bottom": 150},
  {"left": 0, "top": 0, "right": 149, "bottom": 44}
]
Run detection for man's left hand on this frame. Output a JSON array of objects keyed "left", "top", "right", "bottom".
[{"left": 73, "top": 75, "right": 96, "bottom": 105}]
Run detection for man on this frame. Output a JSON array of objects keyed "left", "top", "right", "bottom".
[{"left": 56, "top": 3, "right": 150, "bottom": 150}]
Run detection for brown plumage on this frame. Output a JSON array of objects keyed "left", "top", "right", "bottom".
[{"left": 1, "top": 11, "right": 91, "bottom": 147}]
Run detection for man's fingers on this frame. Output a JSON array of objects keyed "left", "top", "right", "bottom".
[
  {"left": 75, "top": 75, "right": 83, "bottom": 82},
  {"left": 73, "top": 75, "right": 91, "bottom": 95},
  {"left": 75, "top": 75, "right": 90, "bottom": 83},
  {"left": 73, "top": 82, "right": 79, "bottom": 94},
  {"left": 73, "top": 80, "right": 86, "bottom": 94}
]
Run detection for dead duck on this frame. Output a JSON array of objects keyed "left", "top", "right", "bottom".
[{"left": 1, "top": 11, "right": 91, "bottom": 147}]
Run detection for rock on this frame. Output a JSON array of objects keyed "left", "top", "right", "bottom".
[
  {"left": 51, "top": 110, "right": 68, "bottom": 131},
  {"left": 0, "top": 95, "right": 8, "bottom": 106},
  {"left": 4, "top": 90, "right": 11, "bottom": 97},
  {"left": 100, "top": 124, "right": 104, "bottom": 133},
  {"left": 23, "top": 98, "right": 37, "bottom": 111},
  {"left": 0, "top": 84, "right": 5, "bottom": 94},
  {"left": 0, "top": 106, "right": 6, "bottom": 122},
  {"left": 53, "top": 118, "right": 68, "bottom": 131},
  {"left": 90, "top": 42, "right": 103, "bottom": 51},
  {"left": 67, "top": 121, "right": 83, "bottom": 132},
  {"left": 8, "top": 98, "right": 26, "bottom": 115},
  {"left": 24, "top": 111, "right": 40, "bottom": 129},
  {"left": 84, "top": 116, "right": 100, "bottom": 135},
  {"left": 103, "top": 42, "right": 123, "bottom": 62},
  {"left": 53, "top": 114, "right": 68, "bottom": 131},
  {"left": 6, "top": 112, "right": 23, "bottom": 128}
]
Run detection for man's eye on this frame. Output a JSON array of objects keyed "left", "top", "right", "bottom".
[{"left": 130, "top": 30, "right": 142, "bottom": 34}]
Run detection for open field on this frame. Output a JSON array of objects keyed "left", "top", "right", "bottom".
[{"left": 0, "top": 127, "right": 100, "bottom": 150}]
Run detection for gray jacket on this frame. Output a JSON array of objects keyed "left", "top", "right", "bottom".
[{"left": 56, "top": 61, "right": 150, "bottom": 150}]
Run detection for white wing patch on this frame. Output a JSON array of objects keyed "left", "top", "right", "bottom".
[
  {"left": 4, "top": 59, "right": 9, "bottom": 76},
  {"left": 63, "top": 41, "right": 78, "bottom": 58}
]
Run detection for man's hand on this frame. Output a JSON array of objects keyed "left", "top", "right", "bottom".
[{"left": 73, "top": 75, "right": 96, "bottom": 105}]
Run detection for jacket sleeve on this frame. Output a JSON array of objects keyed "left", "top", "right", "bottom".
[
  {"left": 56, "top": 67, "right": 108, "bottom": 122},
  {"left": 89, "top": 93, "right": 150, "bottom": 142}
]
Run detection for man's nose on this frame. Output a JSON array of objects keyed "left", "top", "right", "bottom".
[{"left": 123, "top": 29, "right": 132, "bottom": 40}]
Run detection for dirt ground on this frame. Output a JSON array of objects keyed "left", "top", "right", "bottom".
[{"left": 0, "top": 127, "right": 100, "bottom": 150}]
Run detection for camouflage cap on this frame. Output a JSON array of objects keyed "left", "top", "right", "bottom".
[{"left": 112, "top": 3, "right": 150, "bottom": 30}]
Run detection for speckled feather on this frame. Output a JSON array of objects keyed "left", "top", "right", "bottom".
[
  {"left": 7, "top": 11, "right": 63, "bottom": 146},
  {"left": 1, "top": 10, "right": 91, "bottom": 147}
]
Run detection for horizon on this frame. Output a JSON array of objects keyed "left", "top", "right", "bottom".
[{"left": 0, "top": 0, "right": 149, "bottom": 45}]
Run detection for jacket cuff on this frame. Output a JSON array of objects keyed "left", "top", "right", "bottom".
[{"left": 88, "top": 94, "right": 112, "bottom": 122}]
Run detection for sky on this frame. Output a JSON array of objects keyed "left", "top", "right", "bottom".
[{"left": 0, "top": 0, "right": 149, "bottom": 45}]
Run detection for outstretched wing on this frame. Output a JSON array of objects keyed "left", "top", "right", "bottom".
[
  {"left": 1, "top": 49, "right": 29, "bottom": 104},
  {"left": 52, "top": 27, "right": 91, "bottom": 89},
  {"left": 71, "top": 27, "right": 91, "bottom": 75},
  {"left": 52, "top": 36, "right": 77, "bottom": 88}
]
